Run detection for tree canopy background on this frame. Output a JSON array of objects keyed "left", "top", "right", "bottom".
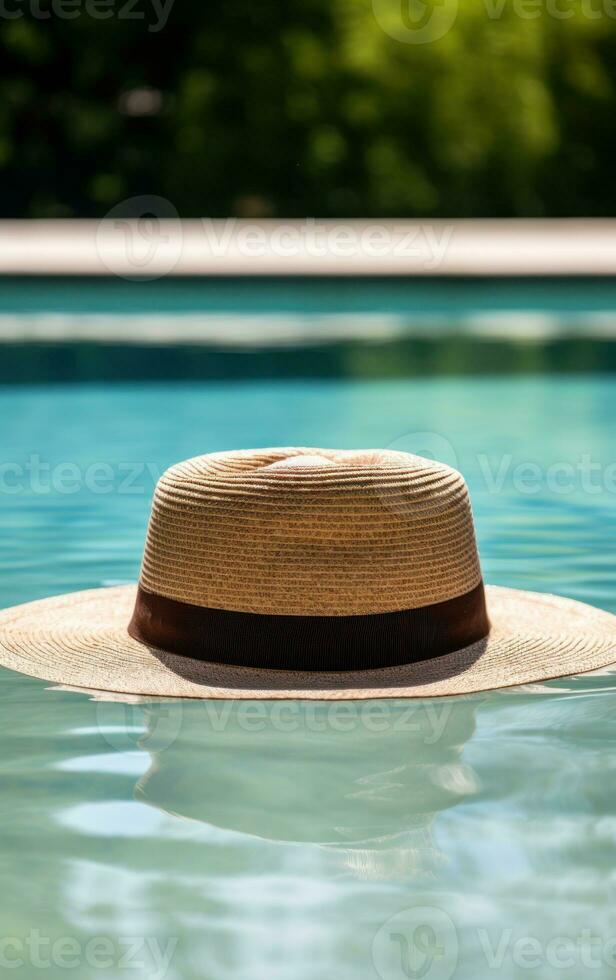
[{"left": 1, "top": 0, "right": 615, "bottom": 218}]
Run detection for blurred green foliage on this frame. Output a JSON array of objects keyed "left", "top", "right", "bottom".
[
  {"left": 1, "top": 0, "right": 615, "bottom": 217},
  {"left": 4, "top": 336, "right": 616, "bottom": 383}
]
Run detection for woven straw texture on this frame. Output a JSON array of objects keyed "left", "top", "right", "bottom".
[
  {"left": 0, "top": 584, "right": 615, "bottom": 698},
  {"left": 140, "top": 448, "right": 482, "bottom": 615},
  {"left": 1, "top": 446, "right": 615, "bottom": 699}
]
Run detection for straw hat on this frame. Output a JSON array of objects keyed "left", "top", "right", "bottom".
[{"left": 1, "top": 447, "right": 615, "bottom": 698}]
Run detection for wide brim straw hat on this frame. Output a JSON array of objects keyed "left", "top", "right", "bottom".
[{"left": 1, "top": 447, "right": 615, "bottom": 699}]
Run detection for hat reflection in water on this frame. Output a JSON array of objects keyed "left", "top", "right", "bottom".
[
  {"left": 76, "top": 689, "right": 478, "bottom": 880},
  {"left": 1, "top": 447, "right": 615, "bottom": 698}
]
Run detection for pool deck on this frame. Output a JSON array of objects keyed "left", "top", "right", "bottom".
[{"left": 0, "top": 218, "right": 615, "bottom": 277}]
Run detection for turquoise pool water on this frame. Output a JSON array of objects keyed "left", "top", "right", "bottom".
[{"left": 2, "top": 370, "right": 616, "bottom": 979}]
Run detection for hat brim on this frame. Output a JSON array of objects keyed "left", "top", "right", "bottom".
[{"left": 0, "top": 584, "right": 615, "bottom": 699}]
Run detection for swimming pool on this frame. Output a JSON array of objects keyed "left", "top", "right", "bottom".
[{"left": 2, "top": 285, "right": 616, "bottom": 979}]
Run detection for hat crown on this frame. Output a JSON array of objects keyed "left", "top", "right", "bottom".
[{"left": 138, "top": 448, "right": 482, "bottom": 616}]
